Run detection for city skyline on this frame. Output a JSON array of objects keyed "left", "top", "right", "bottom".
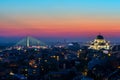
[
  {"left": 0, "top": 1, "right": 120, "bottom": 79},
  {"left": 0, "top": 0, "right": 120, "bottom": 42}
]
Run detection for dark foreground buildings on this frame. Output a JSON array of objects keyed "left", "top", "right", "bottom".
[{"left": 0, "top": 35, "right": 120, "bottom": 80}]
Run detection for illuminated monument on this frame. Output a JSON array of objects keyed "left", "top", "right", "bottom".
[
  {"left": 15, "top": 36, "right": 46, "bottom": 48},
  {"left": 89, "top": 35, "right": 110, "bottom": 50}
]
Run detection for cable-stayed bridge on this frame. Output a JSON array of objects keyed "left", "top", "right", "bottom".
[{"left": 15, "top": 36, "right": 46, "bottom": 47}]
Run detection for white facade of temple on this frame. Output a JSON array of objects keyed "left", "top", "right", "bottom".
[{"left": 89, "top": 35, "right": 110, "bottom": 50}]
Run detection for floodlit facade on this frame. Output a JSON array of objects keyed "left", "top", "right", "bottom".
[{"left": 89, "top": 35, "right": 110, "bottom": 50}]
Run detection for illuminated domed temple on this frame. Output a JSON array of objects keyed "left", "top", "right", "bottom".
[{"left": 89, "top": 35, "right": 110, "bottom": 50}]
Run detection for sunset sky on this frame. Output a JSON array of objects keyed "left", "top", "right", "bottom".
[{"left": 0, "top": 0, "right": 120, "bottom": 42}]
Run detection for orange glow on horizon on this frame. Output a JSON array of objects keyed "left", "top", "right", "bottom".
[{"left": 0, "top": 15, "right": 120, "bottom": 37}]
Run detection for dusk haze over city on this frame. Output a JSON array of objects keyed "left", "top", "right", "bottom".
[
  {"left": 0, "top": 0, "right": 120, "bottom": 41},
  {"left": 0, "top": 0, "right": 120, "bottom": 80}
]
